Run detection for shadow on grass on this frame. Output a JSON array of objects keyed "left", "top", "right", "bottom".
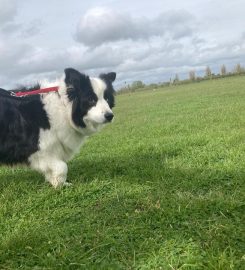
[
  {"left": 0, "top": 150, "right": 243, "bottom": 268},
  {"left": 68, "top": 149, "right": 242, "bottom": 194},
  {"left": 1, "top": 146, "right": 241, "bottom": 192},
  {"left": 0, "top": 167, "right": 44, "bottom": 190}
]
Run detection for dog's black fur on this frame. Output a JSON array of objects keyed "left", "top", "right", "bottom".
[
  {"left": 0, "top": 89, "right": 50, "bottom": 164},
  {"left": 65, "top": 68, "right": 99, "bottom": 128},
  {"left": 100, "top": 73, "right": 116, "bottom": 108}
]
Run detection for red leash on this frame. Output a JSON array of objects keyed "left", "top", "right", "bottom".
[{"left": 15, "top": 86, "right": 59, "bottom": 97}]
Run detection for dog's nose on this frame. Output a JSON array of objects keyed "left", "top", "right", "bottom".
[{"left": 104, "top": 112, "right": 114, "bottom": 122}]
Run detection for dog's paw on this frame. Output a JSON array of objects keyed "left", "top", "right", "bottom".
[
  {"left": 49, "top": 180, "right": 72, "bottom": 188},
  {"left": 63, "top": 182, "right": 72, "bottom": 187}
]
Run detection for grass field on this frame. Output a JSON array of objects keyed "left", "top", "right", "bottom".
[{"left": 0, "top": 76, "right": 245, "bottom": 269}]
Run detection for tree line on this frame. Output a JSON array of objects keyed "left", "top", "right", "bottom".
[
  {"left": 186, "top": 63, "right": 245, "bottom": 82},
  {"left": 118, "top": 63, "right": 245, "bottom": 94}
]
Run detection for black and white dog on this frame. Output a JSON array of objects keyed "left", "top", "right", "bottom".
[{"left": 0, "top": 68, "right": 116, "bottom": 187}]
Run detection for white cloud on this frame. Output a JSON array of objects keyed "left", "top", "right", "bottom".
[
  {"left": 0, "top": 1, "right": 244, "bottom": 89},
  {"left": 20, "top": 19, "right": 43, "bottom": 38},
  {"left": 0, "top": 0, "right": 17, "bottom": 27},
  {"left": 75, "top": 7, "right": 195, "bottom": 47}
]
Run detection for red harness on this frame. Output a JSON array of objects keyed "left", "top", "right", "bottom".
[{"left": 15, "top": 86, "right": 59, "bottom": 97}]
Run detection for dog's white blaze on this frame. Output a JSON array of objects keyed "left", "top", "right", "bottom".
[{"left": 90, "top": 77, "right": 106, "bottom": 98}]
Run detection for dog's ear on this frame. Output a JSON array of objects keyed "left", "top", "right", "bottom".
[
  {"left": 100, "top": 72, "right": 116, "bottom": 83},
  {"left": 65, "top": 68, "right": 90, "bottom": 98},
  {"left": 64, "top": 68, "right": 82, "bottom": 88}
]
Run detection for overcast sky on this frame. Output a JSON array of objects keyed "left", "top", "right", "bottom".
[{"left": 0, "top": 0, "right": 244, "bottom": 89}]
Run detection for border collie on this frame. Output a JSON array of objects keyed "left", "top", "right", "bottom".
[{"left": 0, "top": 68, "right": 116, "bottom": 187}]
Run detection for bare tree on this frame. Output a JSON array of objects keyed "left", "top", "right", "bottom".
[
  {"left": 205, "top": 66, "right": 212, "bottom": 78},
  {"left": 174, "top": 74, "right": 179, "bottom": 84},
  {"left": 189, "top": 70, "right": 196, "bottom": 81},
  {"left": 234, "top": 63, "right": 243, "bottom": 74},
  {"left": 221, "top": 64, "right": 227, "bottom": 76}
]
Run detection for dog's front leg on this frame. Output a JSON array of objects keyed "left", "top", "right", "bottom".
[
  {"left": 30, "top": 157, "right": 70, "bottom": 188},
  {"left": 45, "top": 160, "right": 69, "bottom": 188}
]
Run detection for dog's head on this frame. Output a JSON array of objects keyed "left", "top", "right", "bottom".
[{"left": 64, "top": 68, "right": 116, "bottom": 132}]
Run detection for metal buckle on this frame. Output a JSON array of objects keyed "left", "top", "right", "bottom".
[{"left": 10, "top": 91, "right": 16, "bottom": 96}]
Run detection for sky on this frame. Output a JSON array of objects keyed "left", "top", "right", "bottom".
[{"left": 0, "top": 0, "right": 244, "bottom": 89}]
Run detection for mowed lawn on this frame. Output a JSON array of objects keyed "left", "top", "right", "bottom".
[{"left": 0, "top": 77, "right": 245, "bottom": 269}]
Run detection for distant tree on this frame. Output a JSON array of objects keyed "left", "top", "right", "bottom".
[
  {"left": 189, "top": 70, "right": 196, "bottom": 81},
  {"left": 205, "top": 66, "right": 212, "bottom": 78},
  {"left": 234, "top": 63, "right": 244, "bottom": 74},
  {"left": 220, "top": 64, "right": 227, "bottom": 76},
  {"left": 148, "top": 83, "right": 158, "bottom": 89},
  {"left": 131, "top": 81, "right": 145, "bottom": 90},
  {"left": 174, "top": 74, "right": 179, "bottom": 84}
]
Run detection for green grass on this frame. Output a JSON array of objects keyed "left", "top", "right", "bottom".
[{"left": 0, "top": 76, "right": 245, "bottom": 269}]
